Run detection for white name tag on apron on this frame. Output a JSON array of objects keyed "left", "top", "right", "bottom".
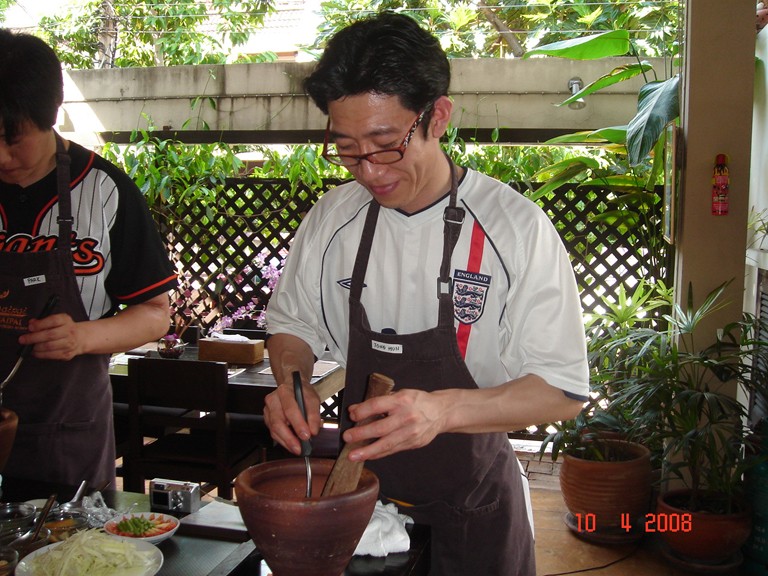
[
  {"left": 23, "top": 275, "right": 46, "bottom": 287},
  {"left": 372, "top": 341, "right": 403, "bottom": 354}
]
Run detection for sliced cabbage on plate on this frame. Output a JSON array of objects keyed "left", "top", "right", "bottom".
[{"left": 16, "top": 529, "right": 163, "bottom": 576}]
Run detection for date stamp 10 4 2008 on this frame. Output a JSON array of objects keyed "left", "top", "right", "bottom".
[{"left": 574, "top": 512, "right": 693, "bottom": 534}]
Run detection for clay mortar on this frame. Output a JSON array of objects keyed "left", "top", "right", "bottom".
[{"left": 235, "top": 458, "right": 379, "bottom": 576}]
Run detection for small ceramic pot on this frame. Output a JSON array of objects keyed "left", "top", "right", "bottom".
[
  {"left": 0, "top": 545, "right": 18, "bottom": 575},
  {"left": 0, "top": 527, "right": 51, "bottom": 560},
  {"left": 235, "top": 459, "right": 379, "bottom": 576}
]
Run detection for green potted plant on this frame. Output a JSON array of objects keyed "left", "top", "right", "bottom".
[
  {"left": 523, "top": 29, "right": 680, "bottom": 200},
  {"left": 542, "top": 398, "right": 654, "bottom": 543},
  {"left": 540, "top": 279, "right": 669, "bottom": 542},
  {"left": 603, "top": 281, "right": 768, "bottom": 569},
  {"left": 524, "top": 30, "right": 679, "bottom": 273}
]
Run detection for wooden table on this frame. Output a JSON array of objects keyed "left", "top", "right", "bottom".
[
  {"left": 0, "top": 477, "right": 430, "bottom": 576},
  {"left": 109, "top": 348, "right": 347, "bottom": 413}
]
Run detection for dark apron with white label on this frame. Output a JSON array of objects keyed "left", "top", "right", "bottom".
[
  {"left": 342, "top": 159, "right": 535, "bottom": 575},
  {"left": 0, "top": 137, "right": 115, "bottom": 487}
]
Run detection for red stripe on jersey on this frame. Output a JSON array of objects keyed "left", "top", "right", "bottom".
[
  {"left": 115, "top": 273, "right": 178, "bottom": 301},
  {"left": 456, "top": 220, "right": 485, "bottom": 359}
]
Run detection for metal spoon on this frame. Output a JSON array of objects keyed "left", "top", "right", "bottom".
[
  {"left": 0, "top": 294, "right": 59, "bottom": 406},
  {"left": 60, "top": 480, "right": 88, "bottom": 512},
  {"left": 292, "top": 371, "right": 312, "bottom": 498}
]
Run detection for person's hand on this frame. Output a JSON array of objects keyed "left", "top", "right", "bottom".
[
  {"left": 263, "top": 375, "right": 322, "bottom": 455},
  {"left": 343, "top": 388, "right": 448, "bottom": 462},
  {"left": 17, "top": 313, "right": 90, "bottom": 361}
]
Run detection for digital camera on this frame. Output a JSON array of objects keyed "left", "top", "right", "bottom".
[{"left": 149, "top": 478, "right": 201, "bottom": 513}]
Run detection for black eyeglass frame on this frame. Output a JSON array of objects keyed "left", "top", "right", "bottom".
[{"left": 321, "top": 107, "right": 430, "bottom": 167}]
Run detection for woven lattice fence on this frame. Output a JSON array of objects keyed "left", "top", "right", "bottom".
[
  {"left": 538, "top": 184, "right": 671, "bottom": 313},
  {"left": 159, "top": 178, "right": 345, "bottom": 331},
  {"left": 158, "top": 179, "right": 669, "bottom": 331},
  {"left": 154, "top": 178, "right": 671, "bottom": 435}
]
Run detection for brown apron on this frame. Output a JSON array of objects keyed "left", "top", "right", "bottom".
[
  {"left": 342, "top": 159, "right": 535, "bottom": 575},
  {"left": 0, "top": 137, "right": 116, "bottom": 487}
]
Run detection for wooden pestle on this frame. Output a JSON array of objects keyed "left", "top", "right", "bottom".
[{"left": 321, "top": 373, "right": 394, "bottom": 497}]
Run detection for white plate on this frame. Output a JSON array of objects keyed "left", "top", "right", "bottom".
[
  {"left": 104, "top": 512, "right": 180, "bottom": 544},
  {"left": 16, "top": 537, "right": 163, "bottom": 576}
]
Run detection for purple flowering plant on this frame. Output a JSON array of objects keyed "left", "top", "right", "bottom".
[{"left": 211, "top": 250, "right": 284, "bottom": 333}]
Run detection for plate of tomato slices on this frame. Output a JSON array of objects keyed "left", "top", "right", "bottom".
[{"left": 104, "top": 512, "right": 180, "bottom": 544}]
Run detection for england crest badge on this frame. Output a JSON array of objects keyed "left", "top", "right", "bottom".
[{"left": 453, "top": 270, "right": 490, "bottom": 324}]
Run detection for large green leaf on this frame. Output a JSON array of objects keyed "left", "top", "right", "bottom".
[
  {"left": 591, "top": 209, "right": 640, "bottom": 232},
  {"left": 581, "top": 174, "right": 644, "bottom": 191},
  {"left": 533, "top": 156, "right": 601, "bottom": 180},
  {"left": 586, "top": 126, "right": 627, "bottom": 145},
  {"left": 546, "top": 126, "right": 627, "bottom": 146},
  {"left": 524, "top": 30, "right": 631, "bottom": 60},
  {"left": 545, "top": 131, "right": 605, "bottom": 145},
  {"left": 529, "top": 164, "right": 590, "bottom": 201},
  {"left": 627, "top": 75, "right": 680, "bottom": 166},
  {"left": 530, "top": 157, "right": 600, "bottom": 200},
  {"left": 560, "top": 62, "right": 653, "bottom": 106}
]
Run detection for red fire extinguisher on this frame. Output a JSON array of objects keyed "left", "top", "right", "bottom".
[{"left": 711, "top": 154, "right": 729, "bottom": 216}]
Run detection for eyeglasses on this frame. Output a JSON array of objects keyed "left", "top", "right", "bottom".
[{"left": 322, "top": 107, "right": 429, "bottom": 167}]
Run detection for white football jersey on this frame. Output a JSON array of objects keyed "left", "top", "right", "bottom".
[{"left": 267, "top": 168, "right": 588, "bottom": 398}]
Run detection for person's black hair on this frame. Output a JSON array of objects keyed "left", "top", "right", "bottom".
[
  {"left": 0, "top": 28, "right": 64, "bottom": 143},
  {"left": 304, "top": 12, "right": 450, "bottom": 133}
]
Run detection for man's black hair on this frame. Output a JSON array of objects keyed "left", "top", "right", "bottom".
[
  {"left": 0, "top": 29, "right": 64, "bottom": 143},
  {"left": 304, "top": 12, "right": 450, "bottom": 127}
]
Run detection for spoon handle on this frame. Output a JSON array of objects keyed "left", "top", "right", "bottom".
[
  {"left": 292, "top": 372, "right": 312, "bottom": 457},
  {"left": 73, "top": 480, "right": 88, "bottom": 501},
  {"left": 293, "top": 372, "right": 314, "bottom": 498}
]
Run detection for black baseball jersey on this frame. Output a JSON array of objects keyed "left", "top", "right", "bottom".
[{"left": 0, "top": 141, "right": 177, "bottom": 319}]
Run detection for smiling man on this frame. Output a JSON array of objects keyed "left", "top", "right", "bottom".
[{"left": 262, "top": 12, "right": 589, "bottom": 575}]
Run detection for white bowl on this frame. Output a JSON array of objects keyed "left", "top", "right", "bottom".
[{"left": 103, "top": 512, "right": 180, "bottom": 544}]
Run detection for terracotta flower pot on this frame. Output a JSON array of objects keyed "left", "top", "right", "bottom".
[
  {"left": 656, "top": 489, "right": 751, "bottom": 566},
  {"left": 0, "top": 408, "right": 19, "bottom": 473},
  {"left": 235, "top": 458, "right": 379, "bottom": 576},
  {"left": 559, "top": 439, "right": 652, "bottom": 539}
]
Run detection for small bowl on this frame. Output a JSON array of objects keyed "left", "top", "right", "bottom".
[
  {"left": 104, "top": 512, "right": 180, "bottom": 544},
  {"left": 24, "top": 499, "right": 59, "bottom": 512},
  {"left": 157, "top": 338, "right": 187, "bottom": 359},
  {"left": 24, "top": 500, "right": 60, "bottom": 521},
  {"left": 0, "top": 545, "right": 18, "bottom": 575},
  {"left": 0, "top": 503, "right": 36, "bottom": 536},
  {"left": 0, "top": 527, "right": 51, "bottom": 560},
  {"left": 43, "top": 512, "right": 89, "bottom": 543}
]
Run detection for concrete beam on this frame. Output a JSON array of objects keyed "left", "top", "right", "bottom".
[{"left": 60, "top": 58, "right": 665, "bottom": 146}]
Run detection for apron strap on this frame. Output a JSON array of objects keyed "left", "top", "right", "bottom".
[
  {"left": 54, "top": 135, "right": 74, "bottom": 247},
  {"left": 437, "top": 155, "right": 463, "bottom": 327},
  {"left": 349, "top": 201, "right": 380, "bottom": 303}
]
